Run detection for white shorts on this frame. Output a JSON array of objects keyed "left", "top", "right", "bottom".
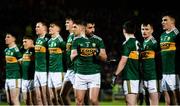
[
  {"left": 63, "top": 69, "right": 75, "bottom": 85},
  {"left": 5, "top": 79, "right": 21, "bottom": 90},
  {"left": 21, "top": 79, "right": 34, "bottom": 92},
  {"left": 34, "top": 71, "right": 47, "bottom": 87},
  {"left": 161, "top": 74, "right": 179, "bottom": 91},
  {"left": 144, "top": 80, "right": 159, "bottom": 93},
  {"left": 48, "top": 72, "right": 63, "bottom": 88},
  {"left": 74, "top": 73, "right": 101, "bottom": 90},
  {"left": 123, "top": 80, "right": 140, "bottom": 95}
]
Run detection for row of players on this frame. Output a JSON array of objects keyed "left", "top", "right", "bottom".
[
  {"left": 4, "top": 12, "right": 180, "bottom": 105},
  {"left": 4, "top": 17, "right": 107, "bottom": 105}
]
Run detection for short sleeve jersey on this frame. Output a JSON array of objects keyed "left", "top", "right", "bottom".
[
  {"left": 5, "top": 45, "right": 22, "bottom": 79},
  {"left": 121, "top": 38, "right": 140, "bottom": 80},
  {"left": 141, "top": 37, "right": 158, "bottom": 80},
  {"left": 35, "top": 36, "right": 49, "bottom": 72},
  {"left": 72, "top": 35, "right": 105, "bottom": 75},
  {"left": 22, "top": 48, "right": 35, "bottom": 80},
  {"left": 160, "top": 28, "right": 179, "bottom": 74},
  {"left": 48, "top": 35, "right": 66, "bottom": 72},
  {"left": 66, "top": 33, "right": 74, "bottom": 70}
]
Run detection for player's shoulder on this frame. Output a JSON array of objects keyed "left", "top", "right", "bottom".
[
  {"left": 73, "top": 36, "right": 82, "bottom": 41},
  {"left": 14, "top": 46, "right": 20, "bottom": 52},
  {"left": 4, "top": 48, "right": 8, "bottom": 52},
  {"left": 92, "top": 34, "right": 103, "bottom": 41},
  {"left": 57, "top": 35, "right": 64, "bottom": 42},
  {"left": 173, "top": 28, "right": 179, "bottom": 35},
  {"left": 150, "top": 37, "right": 157, "bottom": 44}
]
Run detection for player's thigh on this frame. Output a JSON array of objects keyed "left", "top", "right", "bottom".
[
  {"left": 34, "top": 71, "right": 47, "bottom": 87},
  {"left": 74, "top": 74, "right": 88, "bottom": 90},
  {"left": 60, "top": 81, "right": 72, "bottom": 95},
  {"left": 88, "top": 73, "right": 101, "bottom": 89},
  {"left": 123, "top": 80, "right": 139, "bottom": 95},
  {"left": 48, "top": 72, "right": 63, "bottom": 88},
  {"left": 144, "top": 80, "right": 159, "bottom": 93},
  {"left": 89, "top": 87, "right": 100, "bottom": 100}
]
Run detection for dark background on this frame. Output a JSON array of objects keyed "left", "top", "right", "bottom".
[{"left": 0, "top": 0, "right": 179, "bottom": 89}]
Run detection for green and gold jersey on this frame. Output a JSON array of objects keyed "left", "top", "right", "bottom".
[
  {"left": 72, "top": 34, "right": 105, "bottom": 75},
  {"left": 141, "top": 37, "right": 157, "bottom": 80},
  {"left": 35, "top": 36, "right": 49, "bottom": 72},
  {"left": 22, "top": 48, "right": 35, "bottom": 80},
  {"left": 160, "top": 28, "right": 179, "bottom": 74},
  {"left": 4, "top": 45, "right": 22, "bottom": 79},
  {"left": 48, "top": 35, "right": 66, "bottom": 72},
  {"left": 66, "top": 33, "right": 74, "bottom": 70},
  {"left": 121, "top": 38, "right": 140, "bottom": 80}
]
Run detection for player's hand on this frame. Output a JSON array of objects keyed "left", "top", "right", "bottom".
[
  {"left": 112, "top": 74, "right": 117, "bottom": 86},
  {"left": 93, "top": 48, "right": 100, "bottom": 56},
  {"left": 93, "top": 48, "right": 100, "bottom": 62}
]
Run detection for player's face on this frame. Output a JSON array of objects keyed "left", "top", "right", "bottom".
[
  {"left": 49, "top": 24, "right": 60, "bottom": 35},
  {"left": 5, "top": 34, "right": 15, "bottom": 45},
  {"left": 65, "top": 19, "right": 74, "bottom": 31},
  {"left": 35, "top": 23, "right": 46, "bottom": 35},
  {"left": 85, "top": 23, "right": 95, "bottom": 36},
  {"left": 23, "top": 39, "right": 33, "bottom": 49},
  {"left": 73, "top": 24, "right": 82, "bottom": 36},
  {"left": 162, "top": 16, "right": 175, "bottom": 31},
  {"left": 141, "top": 24, "right": 153, "bottom": 39}
]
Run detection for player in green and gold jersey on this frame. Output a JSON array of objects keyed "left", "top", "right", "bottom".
[
  {"left": 71, "top": 19, "right": 107, "bottom": 105},
  {"left": 160, "top": 13, "right": 180, "bottom": 105},
  {"left": 4, "top": 33, "right": 22, "bottom": 105},
  {"left": 114, "top": 20, "right": 140, "bottom": 105},
  {"left": 47, "top": 21, "right": 66, "bottom": 105},
  {"left": 34, "top": 21, "right": 49, "bottom": 105},
  {"left": 140, "top": 22, "right": 159, "bottom": 105},
  {"left": 21, "top": 35, "right": 35, "bottom": 105},
  {"left": 60, "top": 16, "right": 76, "bottom": 105}
]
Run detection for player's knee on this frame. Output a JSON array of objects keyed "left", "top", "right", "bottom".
[
  {"left": 76, "top": 97, "right": 84, "bottom": 105},
  {"left": 89, "top": 98, "right": 98, "bottom": 105},
  {"left": 11, "top": 98, "right": 20, "bottom": 105}
]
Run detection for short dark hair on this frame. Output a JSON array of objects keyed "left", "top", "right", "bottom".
[
  {"left": 123, "top": 20, "right": 136, "bottom": 34},
  {"left": 23, "top": 35, "right": 34, "bottom": 41},
  {"left": 50, "top": 21, "right": 62, "bottom": 28},
  {"left": 84, "top": 17, "right": 95, "bottom": 25},
  {"left": 161, "top": 11, "right": 176, "bottom": 23},
  {"left": 36, "top": 20, "right": 49, "bottom": 27},
  {"left": 5, "top": 31, "right": 17, "bottom": 38},
  {"left": 141, "top": 20, "right": 154, "bottom": 29},
  {"left": 73, "top": 18, "right": 86, "bottom": 26}
]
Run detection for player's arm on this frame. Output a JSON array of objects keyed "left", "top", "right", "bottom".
[
  {"left": 96, "top": 38, "right": 107, "bottom": 61},
  {"left": 114, "top": 56, "right": 128, "bottom": 75},
  {"left": 71, "top": 37, "right": 79, "bottom": 61},
  {"left": 98, "top": 48, "right": 107, "bottom": 62},
  {"left": 71, "top": 49, "right": 78, "bottom": 61},
  {"left": 15, "top": 47, "right": 23, "bottom": 64}
]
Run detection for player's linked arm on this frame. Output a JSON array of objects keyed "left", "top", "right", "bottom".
[
  {"left": 114, "top": 56, "right": 128, "bottom": 76},
  {"left": 98, "top": 49, "right": 107, "bottom": 62},
  {"left": 70, "top": 49, "right": 78, "bottom": 61}
]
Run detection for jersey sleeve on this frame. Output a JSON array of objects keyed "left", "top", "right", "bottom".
[
  {"left": 98, "top": 39, "right": 105, "bottom": 49},
  {"left": 15, "top": 47, "right": 22, "bottom": 60},
  {"left": 60, "top": 41, "right": 66, "bottom": 51},
  {"left": 121, "top": 43, "right": 131, "bottom": 57},
  {"left": 72, "top": 39, "right": 78, "bottom": 50}
]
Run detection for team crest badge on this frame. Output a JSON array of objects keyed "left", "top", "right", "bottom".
[
  {"left": 92, "top": 43, "right": 96, "bottom": 47},
  {"left": 167, "top": 37, "right": 170, "bottom": 41}
]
